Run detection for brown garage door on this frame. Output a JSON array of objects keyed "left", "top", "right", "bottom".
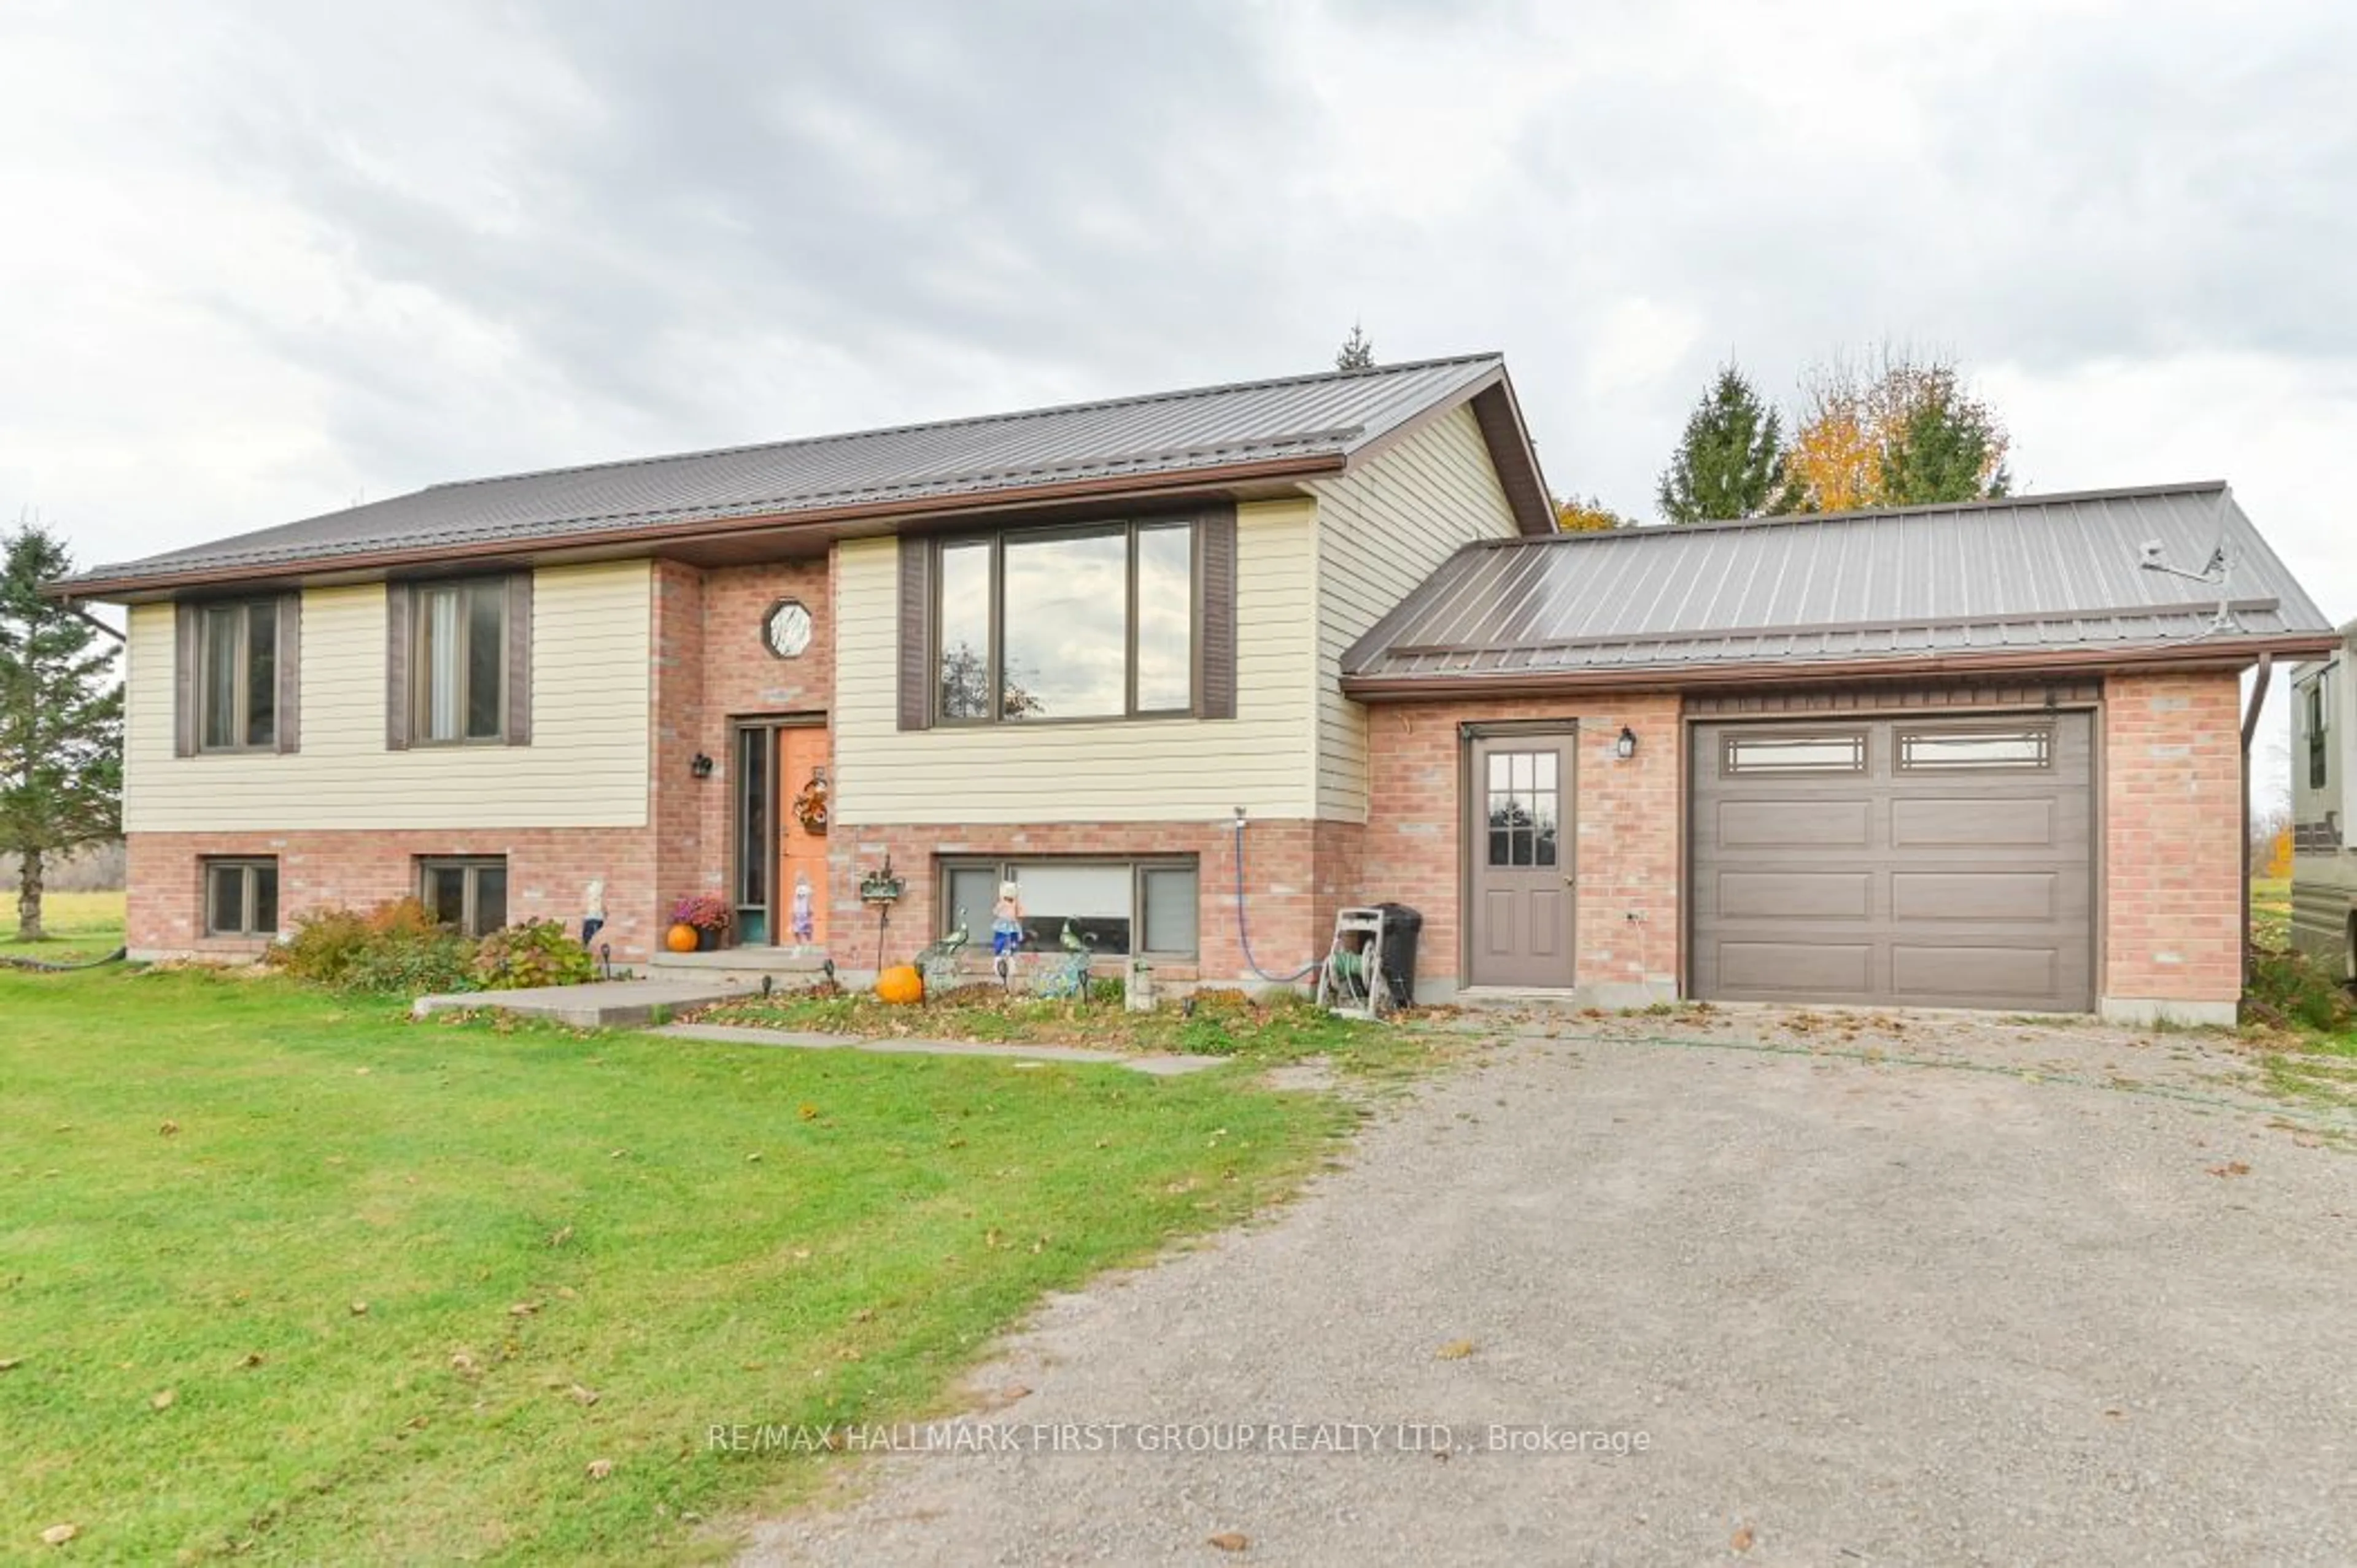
[{"left": 1689, "top": 713, "right": 2094, "bottom": 1011}]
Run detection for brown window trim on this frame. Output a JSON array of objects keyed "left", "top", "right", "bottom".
[
  {"left": 174, "top": 593, "right": 301, "bottom": 757},
  {"left": 938, "top": 854, "right": 1201, "bottom": 959},
  {"left": 201, "top": 856, "right": 280, "bottom": 938},
  {"left": 931, "top": 520, "right": 1198, "bottom": 727},
  {"left": 417, "top": 855, "right": 508, "bottom": 938},
  {"left": 901, "top": 505, "right": 1234, "bottom": 731},
  {"left": 388, "top": 574, "right": 533, "bottom": 751}
]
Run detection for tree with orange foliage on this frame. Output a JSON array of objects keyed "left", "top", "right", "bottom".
[
  {"left": 1555, "top": 494, "right": 1633, "bottom": 531},
  {"left": 1781, "top": 345, "right": 2011, "bottom": 513}
]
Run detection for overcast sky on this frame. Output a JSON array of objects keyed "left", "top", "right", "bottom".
[{"left": 2, "top": 0, "right": 2348, "bottom": 790}]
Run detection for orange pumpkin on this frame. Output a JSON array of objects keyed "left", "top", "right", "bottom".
[
  {"left": 665, "top": 922, "right": 701, "bottom": 954},
  {"left": 875, "top": 964, "right": 924, "bottom": 1005}
]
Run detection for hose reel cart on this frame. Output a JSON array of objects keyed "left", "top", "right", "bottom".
[{"left": 1315, "top": 903, "right": 1421, "bottom": 1019}]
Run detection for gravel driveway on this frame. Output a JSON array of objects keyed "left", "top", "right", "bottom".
[{"left": 744, "top": 1010, "right": 2357, "bottom": 1567}]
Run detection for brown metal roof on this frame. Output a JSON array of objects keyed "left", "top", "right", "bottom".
[
  {"left": 61, "top": 353, "right": 1551, "bottom": 598},
  {"left": 1343, "top": 482, "right": 2337, "bottom": 694}
]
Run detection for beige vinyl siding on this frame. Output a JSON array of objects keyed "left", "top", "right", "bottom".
[
  {"left": 834, "top": 499, "right": 1320, "bottom": 824},
  {"left": 1310, "top": 404, "right": 1520, "bottom": 818},
  {"left": 123, "top": 562, "right": 652, "bottom": 832}
]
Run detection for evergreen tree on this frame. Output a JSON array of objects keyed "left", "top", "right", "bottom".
[
  {"left": 1334, "top": 322, "right": 1376, "bottom": 372},
  {"left": 0, "top": 522, "right": 123, "bottom": 941},
  {"left": 1878, "top": 367, "right": 2012, "bottom": 504},
  {"left": 1657, "top": 365, "right": 1786, "bottom": 522},
  {"left": 1784, "top": 344, "right": 2011, "bottom": 512}
]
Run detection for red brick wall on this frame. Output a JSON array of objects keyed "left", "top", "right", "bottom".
[
  {"left": 2102, "top": 670, "right": 2243, "bottom": 1007},
  {"left": 126, "top": 826, "right": 658, "bottom": 960},
  {"left": 1363, "top": 694, "right": 1683, "bottom": 994},
  {"left": 827, "top": 820, "right": 1326, "bottom": 987},
  {"left": 648, "top": 554, "right": 836, "bottom": 921}
]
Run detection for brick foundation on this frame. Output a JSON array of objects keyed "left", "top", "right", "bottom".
[
  {"left": 2100, "top": 670, "right": 2244, "bottom": 1022},
  {"left": 126, "top": 826, "right": 659, "bottom": 961}
]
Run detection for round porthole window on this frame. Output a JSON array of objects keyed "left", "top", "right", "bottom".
[{"left": 763, "top": 598, "right": 813, "bottom": 659}]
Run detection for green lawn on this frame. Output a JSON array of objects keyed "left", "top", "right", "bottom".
[
  {"left": 689, "top": 981, "right": 1450, "bottom": 1079},
  {"left": 2251, "top": 875, "right": 2291, "bottom": 951},
  {"left": 1, "top": 889, "right": 126, "bottom": 964},
  {"left": 0, "top": 967, "right": 1363, "bottom": 1563}
]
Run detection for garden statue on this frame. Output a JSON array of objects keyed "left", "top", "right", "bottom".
[
  {"left": 991, "top": 881, "right": 1024, "bottom": 959},
  {"left": 789, "top": 873, "right": 816, "bottom": 950},
  {"left": 581, "top": 879, "right": 606, "bottom": 948}
]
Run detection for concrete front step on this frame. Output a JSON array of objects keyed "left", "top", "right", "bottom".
[{"left": 640, "top": 947, "right": 835, "bottom": 992}]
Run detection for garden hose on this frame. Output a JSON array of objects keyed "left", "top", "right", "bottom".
[{"left": 1, "top": 946, "right": 128, "bottom": 973}]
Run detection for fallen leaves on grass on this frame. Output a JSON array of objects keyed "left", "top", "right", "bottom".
[
  {"left": 150, "top": 1388, "right": 176, "bottom": 1411},
  {"left": 349, "top": 1301, "right": 369, "bottom": 1316},
  {"left": 159, "top": 1119, "right": 180, "bottom": 1137},
  {"left": 40, "top": 1523, "right": 79, "bottom": 1546},
  {"left": 585, "top": 1458, "right": 614, "bottom": 1481}
]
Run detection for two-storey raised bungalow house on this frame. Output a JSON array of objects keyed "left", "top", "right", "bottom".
[{"left": 53, "top": 355, "right": 2336, "bottom": 1023}]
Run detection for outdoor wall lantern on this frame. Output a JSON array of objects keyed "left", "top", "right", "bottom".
[
  {"left": 1615, "top": 727, "right": 1638, "bottom": 760},
  {"left": 689, "top": 752, "right": 715, "bottom": 779}
]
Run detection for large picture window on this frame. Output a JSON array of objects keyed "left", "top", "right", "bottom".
[
  {"left": 939, "top": 857, "right": 1198, "bottom": 957},
  {"left": 196, "top": 600, "right": 280, "bottom": 751},
  {"left": 934, "top": 521, "right": 1195, "bottom": 722},
  {"left": 414, "top": 581, "right": 508, "bottom": 744}
]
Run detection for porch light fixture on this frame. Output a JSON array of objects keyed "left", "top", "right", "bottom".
[
  {"left": 689, "top": 751, "right": 715, "bottom": 779},
  {"left": 1615, "top": 727, "right": 1638, "bottom": 760}
]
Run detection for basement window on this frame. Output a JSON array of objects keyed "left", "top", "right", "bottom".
[
  {"left": 939, "top": 858, "right": 1198, "bottom": 958},
  {"left": 1897, "top": 727, "right": 2053, "bottom": 772},
  {"left": 203, "top": 858, "right": 279, "bottom": 938},
  {"left": 420, "top": 857, "right": 508, "bottom": 938}
]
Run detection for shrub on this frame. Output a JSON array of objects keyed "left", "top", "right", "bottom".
[
  {"left": 270, "top": 898, "right": 477, "bottom": 996},
  {"left": 2245, "top": 945, "right": 2353, "bottom": 1033},
  {"left": 473, "top": 919, "right": 597, "bottom": 991}
]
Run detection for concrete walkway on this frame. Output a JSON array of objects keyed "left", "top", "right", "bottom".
[
  {"left": 653, "top": 1021, "right": 1226, "bottom": 1076},
  {"left": 411, "top": 977, "right": 739, "bottom": 1029}
]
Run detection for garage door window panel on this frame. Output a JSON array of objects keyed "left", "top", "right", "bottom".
[
  {"left": 1897, "top": 728, "right": 2052, "bottom": 771},
  {"left": 1720, "top": 732, "right": 1866, "bottom": 775}
]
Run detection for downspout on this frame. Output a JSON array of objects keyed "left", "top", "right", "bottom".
[{"left": 2240, "top": 652, "right": 2274, "bottom": 985}]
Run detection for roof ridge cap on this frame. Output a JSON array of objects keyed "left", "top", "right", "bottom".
[{"left": 425, "top": 352, "right": 1507, "bottom": 495}]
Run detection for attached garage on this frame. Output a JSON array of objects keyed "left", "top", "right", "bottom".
[
  {"left": 1343, "top": 482, "right": 2340, "bottom": 1021},
  {"left": 1687, "top": 713, "right": 2094, "bottom": 1011}
]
